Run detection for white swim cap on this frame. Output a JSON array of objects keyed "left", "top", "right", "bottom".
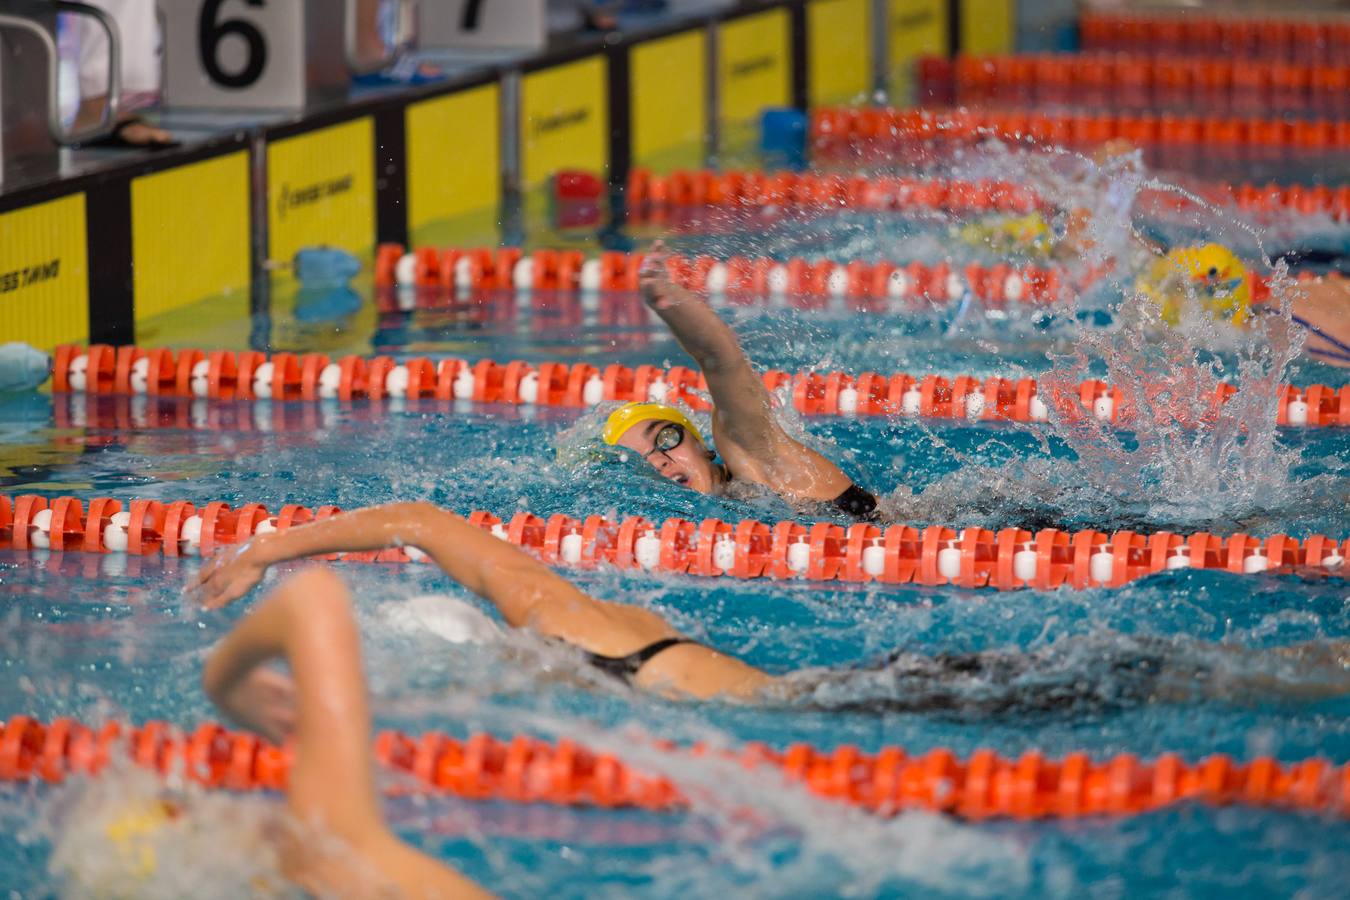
[{"left": 377, "top": 595, "right": 503, "bottom": 645}]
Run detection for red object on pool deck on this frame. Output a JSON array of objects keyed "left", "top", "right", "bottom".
[
  {"left": 0, "top": 715, "right": 1345, "bottom": 820},
  {"left": 554, "top": 170, "right": 604, "bottom": 201},
  {"left": 552, "top": 170, "right": 605, "bottom": 230},
  {"left": 4, "top": 492, "right": 1347, "bottom": 593}
]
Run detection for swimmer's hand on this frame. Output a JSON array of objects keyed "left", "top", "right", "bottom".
[
  {"left": 210, "top": 667, "right": 296, "bottom": 745},
  {"left": 193, "top": 537, "right": 272, "bottom": 609},
  {"left": 639, "top": 240, "right": 686, "bottom": 310}
]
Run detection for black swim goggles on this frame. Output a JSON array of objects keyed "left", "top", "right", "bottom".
[{"left": 644, "top": 422, "right": 687, "bottom": 457}]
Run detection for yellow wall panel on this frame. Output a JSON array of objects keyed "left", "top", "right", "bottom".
[
  {"left": 960, "top": 0, "right": 1015, "bottom": 54},
  {"left": 888, "top": 0, "right": 949, "bottom": 98},
  {"left": 631, "top": 30, "right": 707, "bottom": 173},
  {"left": 266, "top": 117, "right": 375, "bottom": 262},
  {"left": 520, "top": 56, "right": 609, "bottom": 188},
  {"left": 132, "top": 151, "right": 251, "bottom": 324},
  {"left": 407, "top": 83, "right": 501, "bottom": 235},
  {"left": 808, "top": 0, "right": 872, "bottom": 107},
  {"left": 717, "top": 9, "right": 791, "bottom": 131},
  {"left": 0, "top": 194, "right": 88, "bottom": 350}
]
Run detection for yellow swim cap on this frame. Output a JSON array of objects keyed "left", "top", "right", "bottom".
[
  {"left": 105, "top": 798, "right": 173, "bottom": 879},
  {"left": 602, "top": 402, "right": 703, "bottom": 446},
  {"left": 958, "top": 211, "right": 1054, "bottom": 258},
  {"left": 1136, "top": 243, "right": 1251, "bottom": 326}
]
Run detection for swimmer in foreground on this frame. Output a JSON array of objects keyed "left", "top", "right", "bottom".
[
  {"left": 604, "top": 242, "right": 878, "bottom": 519},
  {"left": 201, "top": 567, "right": 490, "bottom": 897},
  {"left": 58, "top": 566, "right": 488, "bottom": 897},
  {"left": 196, "top": 502, "right": 1350, "bottom": 713}
]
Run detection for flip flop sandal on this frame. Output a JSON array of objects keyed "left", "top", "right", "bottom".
[{"left": 81, "top": 114, "right": 181, "bottom": 151}]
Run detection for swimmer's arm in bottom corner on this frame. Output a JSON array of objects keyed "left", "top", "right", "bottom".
[{"left": 202, "top": 566, "right": 494, "bottom": 899}]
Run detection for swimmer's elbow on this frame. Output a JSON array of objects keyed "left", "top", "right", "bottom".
[
  {"left": 388, "top": 500, "right": 443, "bottom": 528},
  {"left": 392, "top": 501, "right": 460, "bottom": 547},
  {"left": 201, "top": 660, "right": 226, "bottom": 707}
]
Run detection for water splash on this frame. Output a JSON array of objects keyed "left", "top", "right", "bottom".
[
  {"left": 849, "top": 139, "right": 1336, "bottom": 533},
  {"left": 37, "top": 765, "right": 289, "bottom": 899}
]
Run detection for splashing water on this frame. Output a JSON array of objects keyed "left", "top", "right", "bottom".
[
  {"left": 850, "top": 140, "right": 1334, "bottom": 533},
  {"left": 35, "top": 765, "right": 291, "bottom": 899}
]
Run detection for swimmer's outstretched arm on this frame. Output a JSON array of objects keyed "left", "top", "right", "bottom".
[
  {"left": 196, "top": 503, "right": 613, "bottom": 632},
  {"left": 195, "top": 502, "right": 774, "bottom": 699},
  {"left": 203, "top": 566, "right": 492, "bottom": 899},
  {"left": 640, "top": 243, "right": 852, "bottom": 499}
]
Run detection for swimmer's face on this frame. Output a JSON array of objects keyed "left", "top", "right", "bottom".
[{"left": 616, "top": 420, "right": 719, "bottom": 493}]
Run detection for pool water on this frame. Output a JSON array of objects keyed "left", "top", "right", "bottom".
[{"left": 3, "top": 135, "right": 1350, "bottom": 897}]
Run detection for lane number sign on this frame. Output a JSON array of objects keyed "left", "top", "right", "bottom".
[
  {"left": 161, "top": 0, "right": 308, "bottom": 108},
  {"left": 416, "top": 0, "right": 545, "bottom": 50}
]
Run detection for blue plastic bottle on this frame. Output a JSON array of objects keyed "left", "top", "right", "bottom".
[
  {"left": 760, "top": 108, "right": 808, "bottom": 170},
  {"left": 0, "top": 343, "right": 51, "bottom": 392}
]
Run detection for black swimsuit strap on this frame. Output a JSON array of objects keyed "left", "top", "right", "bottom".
[
  {"left": 586, "top": 637, "right": 698, "bottom": 684},
  {"left": 833, "top": 483, "right": 879, "bottom": 520}
]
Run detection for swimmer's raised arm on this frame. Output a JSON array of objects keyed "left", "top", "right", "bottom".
[
  {"left": 640, "top": 243, "right": 778, "bottom": 447},
  {"left": 203, "top": 567, "right": 492, "bottom": 898},
  {"left": 640, "top": 244, "right": 854, "bottom": 501}
]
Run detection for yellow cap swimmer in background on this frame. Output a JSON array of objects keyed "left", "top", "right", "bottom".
[
  {"left": 105, "top": 797, "right": 175, "bottom": 880},
  {"left": 603, "top": 402, "right": 704, "bottom": 446},
  {"left": 1136, "top": 243, "right": 1251, "bottom": 326},
  {"left": 958, "top": 211, "right": 1054, "bottom": 258}
]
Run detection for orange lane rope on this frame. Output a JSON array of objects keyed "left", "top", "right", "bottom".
[
  {"left": 626, "top": 165, "right": 1350, "bottom": 222},
  {"left": 917, "top": 53, "right": 1350, "bottom": 119},
  {"left": 1079, "top": 11, "right": 1350, "bottom": 65},
  {"left": 1, "top": 716, "right": 1345, "bottom": 820},
  {"left": 4, "top": 495, "right": 1346, "bottom": 591},
  {"left": 371, "top": 243, "right": 1077, "bottom": 306},
  {"left": 49, "top": 345, "right": 1350, "bottom": 428}
]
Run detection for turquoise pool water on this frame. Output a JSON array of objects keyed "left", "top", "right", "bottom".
[{"left": 2, "top": 136, "right": 1349, "bottom": 896}]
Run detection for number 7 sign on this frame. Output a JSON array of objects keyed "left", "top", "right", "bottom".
[{"left": 416, "top": 0, "right": 545, "bottom": 50}]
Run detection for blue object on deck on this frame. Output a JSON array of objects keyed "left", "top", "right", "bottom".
[
  {"left": 294, "top": 286, "right": 363, "bottom": 322},
  {"left": 294, "top": 247, "right": 361, "bottom": 288},
  {"left": 351, "top": 60, "right": 445, "bottom": 89},
  {"left": 760, "top": 108, "right": 808, "bottom": 170},
  {"left": 0, "top": 343, "right": 51, "bottom": 393}
]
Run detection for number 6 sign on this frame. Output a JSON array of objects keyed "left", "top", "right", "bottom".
[
  {"left": 161, "top": 0, "right": 371, "bottom": 109},
  {"left": 197, "top": 0, "right": 271, "bottom": 89}
]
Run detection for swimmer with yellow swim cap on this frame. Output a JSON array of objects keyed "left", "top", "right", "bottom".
[
  {"left": 957, "top": 211, "right": 1056, "bottom": 259},
  {"left": 611, "top": 243, "right": 878, "bottom": 519},
  {"left": 1135, "top": 242, "right": 1252, "bottom": 326},
  {"left": 603, "top": 402, "right": 710, "bottom": 489},
  {"left": 1135, "top": 242, "right": 1350, "bottom": 366}
]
